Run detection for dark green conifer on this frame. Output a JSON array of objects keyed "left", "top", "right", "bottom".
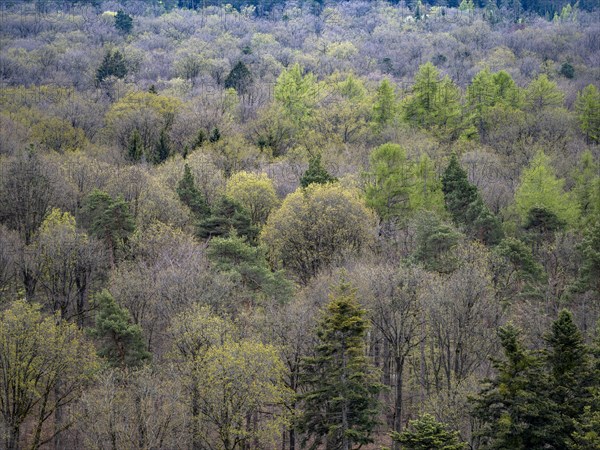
[
  {"left": 95, "top": 49, "right": 127, "bottom": 85},
  {"left": 114, "top": 10, "right": 133, "bottom": 34},
  {"left": 176, "top": 164, "right": 210, "bottom": 218},
  {"left": 127, "top": 129, "right": 142, "bottom": 162},
  {"left": 196, "top": 196, "right": 257, "bottom": 242},
  {"left": 300, "top": 154, "right": 337, "bottom": 188},
  {"left": 224, "top": 61, "right": 253, "bottom": 95}
]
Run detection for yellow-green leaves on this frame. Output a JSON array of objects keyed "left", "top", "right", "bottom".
[{"left": 225, "top": 171, "right": 279, "bottom": 225}]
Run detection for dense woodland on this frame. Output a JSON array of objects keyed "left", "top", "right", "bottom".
[{"left": 0, "top": 0, "right": 599, "bottom": 449}]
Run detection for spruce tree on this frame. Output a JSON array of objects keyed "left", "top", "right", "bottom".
[
  {"left": 224, "top": 61, "right": 253, "bottom": 95},
  {"left": 90, "top": 290, "right": 150, "bottom": 368},
  {"left": 298, "top": 280, "right": 382, "bottom": 450},
  {"left": 300, "top": 154, "right": 337, "bottom": 188},
  {"left": 95, "top": 49, "right": 127, "bottom": 85},
  {"left": 152, "top": 128, "right": 170, "bottom": 164},
  {"left": 177, "top": 164, "right": 210, "bottom": 218}
]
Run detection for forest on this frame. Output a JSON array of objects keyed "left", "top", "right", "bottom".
[{"left": 0, "top": 0, "right": 599, "bottom": 449}]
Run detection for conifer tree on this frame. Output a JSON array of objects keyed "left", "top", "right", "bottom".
[
  {"left": 152, "top": 128, "right": 170, "bottom": 164},
  {"left": 391, "top": 414, "right": 467, "bottom": 450},
  {"left": 177, "top": 164, "right": 210, "bottom": 218},
  {"left": 442, "top": 154, "right": 503, "bottom": 245},
  {"left": 224, "top": 61, "right": 253, "bottom": 95},
  {"left": 472, "top": 324, "right": 558, "bottom": 449},
  {"left": 127, "top": 129, "right": 142, "bottom": 162},
  {"left": 114, "top": 10, "right": 133, "bottom": 34},
  {"left": 575, "top": 84, "right": 600, "bottom": 143},
  {"left": 91, "top": 290, "right": 150, "bottom": 368},
  {"left": 95, "top": 49, "right": 127, "bottom": 85},
  {"left": 196, "top": 196, "right": 257, "bottom": 242},
  {"left": 298, "top": 280, "right": 382, "bottom": 450},
  {"left": 300, "top": 154, "right": 337, "bottom": 188},
  {"left": 372, "top": 78, "right": 397, "bottom": 131}
]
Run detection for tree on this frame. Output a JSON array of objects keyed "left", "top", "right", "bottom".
[
  {"left": 514, "top": 151, "right": 579, "bottom": 227},
  {"left": 300, "top": 154, "right": 337, "bottom": 188},
  {"left": 442, "top": 154, "right": 503, "bottom": 245},
  {"left": 261, "top": 184, "right": 375, "bottom": 284},
  {"left": 298, "top": 280, "right": 382, "bottom": 450},
  {"left": 95, "top": 49, "right": 127, "bottom": 85},
  {"left": 0, "top": 300, "right": 98, "bottom": 450},
  {"left": 90, "top": 290, "right": 150, "bottom": 369},
  {"left": 177, "top": 164, "right": 211, "bottom": 218},
  {"left": 114, "top": 10, "right": 133, "bottom": 34},
  {"left": 82, "top": 189, "right": 135, "bottom": 266},
  {"left": 575, "top": 84, "right": 600, "bottom": 143},
  {"left": 225, "top": 171, "right": 279, "bottom": 225},
  {"left": 372, "top": 79, "right": 398, "bottom": 131},
  {"left": 274, "top": 63, "right": 319, "bottom": 130},
  {"left": 471, "top": 324, "right": 558, "bottom": 449},
  {"left": 391, "top": 414, "right": 467, "bottom": 450},
  {"left": 524, "top": 74, "right": 564, "bottom": 111},
  {"left": 544, "top": 309, "right": 592, "bottom": 449},
  {"left": 224, "top": 61, "right": 253, "bottom": 95},
  {"left": 127, "top": 129, "right": 143, "bottom": 162},
  {"left": 152, "top": 128, "right": 171, "bottom": 164},
  {"left": 196, "top": 196, "right": 258, "bottom": 242}
]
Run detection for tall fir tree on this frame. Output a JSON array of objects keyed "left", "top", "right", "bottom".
[
  {"left": 127, "top": 129, "right": 142, "bottom": 162},
  {"left": 196, "top": 196, "right": 257, "bottom": 242},
  {"left": 391, "top": 414, "right": 467, "bottom": 450},
  {"left": 95, "top": 49, "right": 127, "bottom": 85},
  {"left": 114, "top": 10, "right": 133, "bottom": 34},
  {"left": 298, "top": 280, "right": 382, "bottom": 450}
]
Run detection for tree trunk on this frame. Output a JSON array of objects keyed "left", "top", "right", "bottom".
[
  {"left": 7, "top": 422, "right": 20, "bottom": 450},
  {"left": 191, "top": 380, "right": 201, "bottom": 450},
  {"left": 393, "top": 356, "right": 404, "bottom": 450}
]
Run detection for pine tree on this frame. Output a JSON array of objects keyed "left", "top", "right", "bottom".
[
  {"left": 298, "top": 280, "right": 382, "bottom": 450},
  {"left": 391, "top": 414, "right": 467, "bottom": 450},
  {"left": 114, "top": 10, "right": 133, "bottom": 34},
  {"left": 300, "top": 154, "right": 337, "bottom": 188},
  {"left": 127, "top": 129, "right": 142, "bottom": 162},
  {"left": 196, "top": 196, "right": 257, "bottom": 242},
  {"left": 209, "top": 127, "right": 221, "bottom": 143},
  {"left": 177, "top": 164, "right": 210, "bottom": 218},
  {"left": 90, "top": 290, "right": 150, "bottom": 368}
]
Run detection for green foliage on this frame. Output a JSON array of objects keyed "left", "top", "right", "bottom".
[
  {"left": 514, "top": 151, "right": 579, "bottom": 227},
  {"left": 196, "top": 196, "right": 258, "bottom": 242},
  {"left": 576, "top": 220, "right": 600, "bottom": 294},
  {"left": 91, "top": 290, "right": 150, "bottom": 368},
  {"left": 114, "top": 10, "right": 133, "bottom": 34},
  {"left": 152, "top": 128, "right": 171, "bottom": 164},
  {"left": 225, "top": 171, "right": 279, "bottom": 225},
  {"left": 471, "top": 324, "right": 558, "bottom": 449},
  {"left": 298, "top": 280, "right": 382, "bottom": 450},
  {"left": 261, "top": 183, "right": 375, "bottom": 283},
  {"left": 575, "top": 84, "right": 600, "bottom": 143},
  {"left": 274, "top": 63, "right": 319, "bottom": 129},
  {"left": 224, "top": 61, "right": 253, "bottom": 95},
  {"left": 372, "top": 78, "right": 398, "bottom": 131},
  {"left": 127, "top": 129, "right": 142, "bottom": 162},
  {"left": 177, "top": 163, "right": 211, "bottom": 218},
  {"left": 403, "top": 63, "right": 462, "bottom": 139},
  {"left": 83, "top": 189, "right": 135, "bottom": 265},
  {"left": 96, "top": 49, "right": 127, "bottom": 85},
  {"left": 300, "top": 154, "right": 337, "bottom": 188},
  {"left": 494, "top": 237, "right": 544, "bottom": 282},
  {"left": 207, "top": 234, "right": 293, "bottom": 302},
  {"left": 413, "top": 212, "right": 462, "bottom": 273},
  {"left": 391, "top": 413, "right": 467, "bottom": 450},
  {"left": 442, "top": 154, "right": 503, "bottom": 245},
  {"left": 560, "top": 62, "right": 575, "bottom": 79},
  {"left": 573, "top": 151, "right": 600, "bottom": 224},
  {"left": 525, "top": 74, "right": 565, "bottom": 110}
]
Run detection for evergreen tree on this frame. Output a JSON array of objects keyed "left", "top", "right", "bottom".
[
  {"left": 90, "top": 290, "right": 150, "bottom": 368},
  {"left": 442, "top": 154, "right": 503, "bottom": 245},
  {"left": 472, "top": 324, "right": 559, "bottom": 449},
  {"left": 525, "top": 74, "right": 565, "bottom": 110},
  {"left": 152, "top": 128, "right": 170, "bottom": 164},
  {"left": 544, "top": 310, "right": 591, "bottom": 449},
  {"left": 177, "top": 164, "right": 210, "bottom": 218},
  {"left": 95, "top": 49, "right": 127, "bottom": 85},
  {"left": 298, "top": 281, "right": 382, "bottom": 450},
  {"left": 192, "top": 129, "right": 206, "bottom": 149},
  {"left": 300, "top": 154, "right": 337, "bottom": 188},
  {"left": 391, "top": 414, "right": 467, "bottom": 450},
  {"left": 196, "top": 196, "right": 258, "bottom": 242},
  {"left": 209, "top": 127, "right": 221, "bottom": 143},
  {"left": 224, "top": 61, "right": 253, "bottom": 95},
  {"left": 127, "top": 129, "right": 142, "bottom": 162},
  {"left": 114, "top": 10, "right": 133, "bottom": 34}
]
